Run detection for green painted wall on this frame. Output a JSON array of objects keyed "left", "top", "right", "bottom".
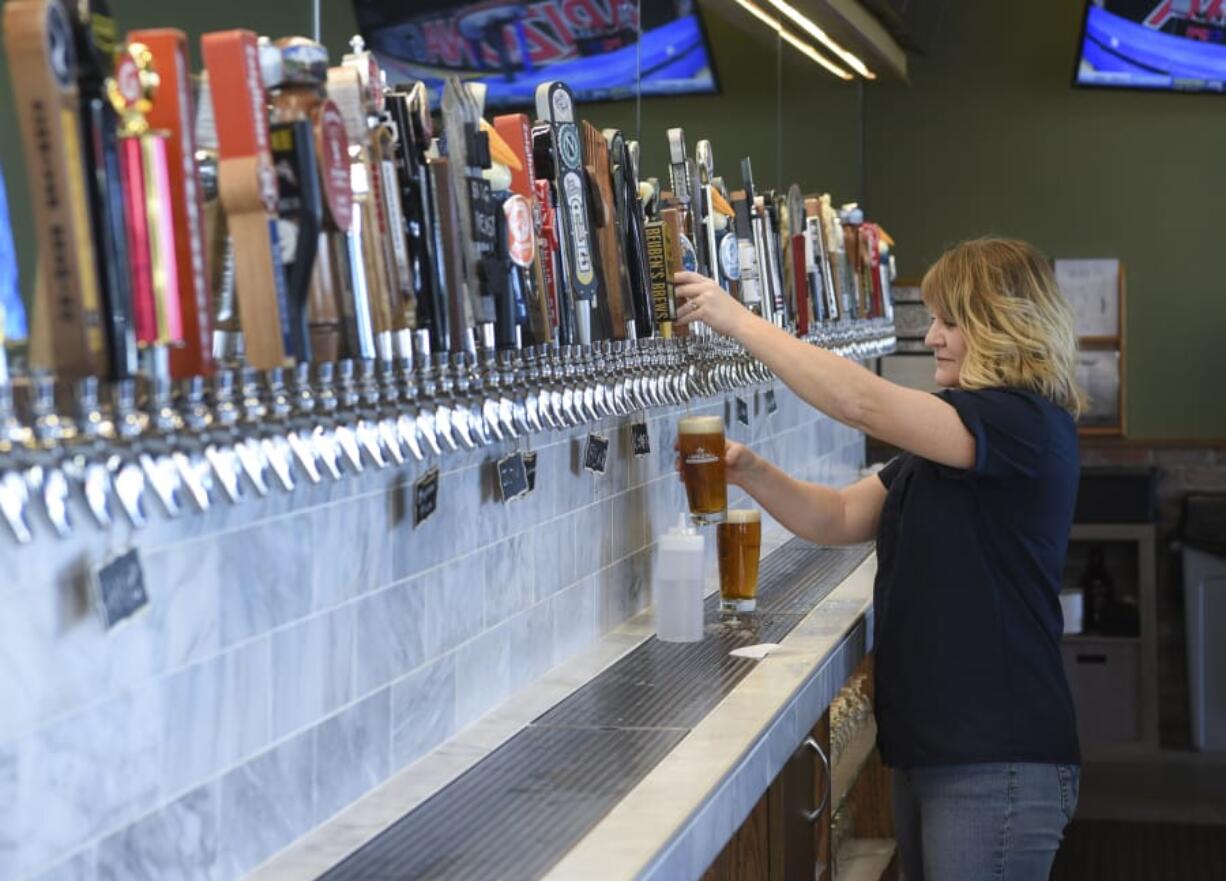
[{"left": 863, "top": 0, "right": 1226, "bottom": 438}]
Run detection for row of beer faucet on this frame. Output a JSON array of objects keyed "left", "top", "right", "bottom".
[{"left": 0, "top": 5, "right": 897, "bottom": 543}]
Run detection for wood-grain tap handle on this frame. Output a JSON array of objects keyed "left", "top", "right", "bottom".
[
  {"left": 201, "top": 28, "right": 290, "bottom": 369},
  {"left": 3, "top": 0, "right": 108, "bottom": 378}
]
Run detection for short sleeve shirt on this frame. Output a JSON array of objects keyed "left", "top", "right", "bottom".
[{"left": 873, "top": 387, "right": 1081, "bottom": 768}]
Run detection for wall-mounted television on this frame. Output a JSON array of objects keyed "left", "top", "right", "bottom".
[
  {"left": 1074, "top": 1, "right": 1226, "bottom": 93},
  {"left": 353, "top": 0, "right": 719, "bottom": 109}
]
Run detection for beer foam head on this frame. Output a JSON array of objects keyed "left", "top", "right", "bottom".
[
  {"left": 678, "top": 414, "right": 724, "bottom": 435},
  {"left": 726, "top": 509, "right": 760, "bottom": 524}
]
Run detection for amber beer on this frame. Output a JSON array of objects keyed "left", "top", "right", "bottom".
[
  {"left": 718, "top": 509, "right": 762, "bottom": 613},
  {"left": 679, "top": 414, "right": 727, "bottom": 524}
]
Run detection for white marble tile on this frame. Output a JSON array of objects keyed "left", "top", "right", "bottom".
[
  {"left": 142, "top": 540, "right": 222, "bottom": 672},
  {"left": 532, "top": 515, "right": 577, "bottom": 601},
  {"left": 598, "top": 552, "right": 650, "bottom": 635},
  {"left": 422, "top": 555, "right": 484, "bottom": 659},
  {"left": 453, "top": 621, "right": 511, "bottom": 730},
  {"left": 309, "top": 493, "right": 391, "bottom": 612},
  {"left": 315, "top": 689, "right": 391, "bottom": 824},
  {"left": 551, "top": 576, "right": 599, "bottom": 667},
  {"left": 158, "top": 637, "right": 273, "bottom": 799},
  {"left": 390, "top": 655, "right": 456, "bottom": 771},
  {"left": 28, "top": 848, "right": 95, "bottom": 881},
  {"left": 17, "top": 685, "right": 161, "bottom": 875},
  {"left": 96, "top": 782, "right": 221, "bottom": 881},
  {"left": 506, "top": 602, "right": 554, "bottom": 693},
  {"left": 0, "top": 745, "right": 14, "bottom": 879},
  {"left": 272, "top": 606, "right": 356, "bottom": 739},
  {"left": 482, "top": 534, "right": 534, "bottom": 628},
  {"left": 218, "top": 728, "right": 315, "bottom": 879},
  {"left": 218, "top": 514, "right": 315, "bottom": 648},
  {"left": 574, "top": 498, "right": 614, "bottom": 576},
  {"left": 353, "top": 579, "right": 428, "bottom": 695}
]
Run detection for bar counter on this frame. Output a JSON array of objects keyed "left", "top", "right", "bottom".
[{"left": 249, "top": 532, "right": 879, "bottom": 881}]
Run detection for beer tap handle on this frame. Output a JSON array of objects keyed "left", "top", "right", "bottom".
[
  {"left": 535, "top": 81, "right": 596, "bottom": 349},
  {"left": 4, "top": 0, "right": 109, "bottom": 378},
  {"left": 201, "top": 29, "right": 292, "bottom": 369},
  {"left": 132, "top": 28, "right": 215, "bottom": 378}
]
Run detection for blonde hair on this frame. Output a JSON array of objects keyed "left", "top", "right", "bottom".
[{"left": 921, "top": 238, "right": 1085, "bottom": 417}]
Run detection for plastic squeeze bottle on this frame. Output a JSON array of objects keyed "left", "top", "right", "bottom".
[{"left": 655, "top": 514, "right": 705, "bottom": 642}]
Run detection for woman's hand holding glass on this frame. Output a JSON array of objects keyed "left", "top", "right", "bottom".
[{"left": 674, "top": 437, "right": 761, "bottom": 489}]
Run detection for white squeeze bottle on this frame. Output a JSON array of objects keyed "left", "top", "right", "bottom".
[{"left": 655, "top": 514, "right": 706, "bottom": 642}]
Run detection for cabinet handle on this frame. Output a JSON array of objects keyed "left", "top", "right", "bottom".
[
  {"left": 1076, "top": 653, "right": 1108, "bottom": 664},
  {"left": 803, "top": 736, "right": 831, "bottom": 823}
]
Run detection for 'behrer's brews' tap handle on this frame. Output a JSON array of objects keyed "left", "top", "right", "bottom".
[
  {"left": 4, "top": 0, "right": 108, "bottom": 378},
  {"left": 201, "top": 28, "right": 291, "bottom": 370},
  {"left": 131, "top": 28, "right": 213, "bottom": 378},
  {"left": 535, "top": 81, "right": 596, "bottom": 348}
]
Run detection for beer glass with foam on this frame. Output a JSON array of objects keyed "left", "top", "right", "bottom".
[
  {"left": 678, "top": 414, "right": 726, "bottom": 525},
  {"left": 718, "top": 509, "right": 762, "bottom": 613}
]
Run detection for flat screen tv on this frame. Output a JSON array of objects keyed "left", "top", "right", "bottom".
[
  {"left": 1075, "top": 1, "right": 1226, "bottom": 93},
  {"left": 353, "top": 0, "right": 719, "bottom": 109}
]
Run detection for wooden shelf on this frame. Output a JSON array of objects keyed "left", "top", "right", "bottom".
[
  {"left": 834, "top": 838, "right": 896, "bottom": 881},
  {"left": 831, "top": 718, "right": 878, "bottom": 814}
]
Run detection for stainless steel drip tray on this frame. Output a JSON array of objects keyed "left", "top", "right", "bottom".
[{"left": 317, "top": 541, "right": 872, "bottom": 881}]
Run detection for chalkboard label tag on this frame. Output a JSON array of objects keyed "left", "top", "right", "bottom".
[
  {"left": 765, "top": 389, "right": 778, "bottom": 416},
  {"left": 631, "top": 420, "right": 651, "bottom": 457},
  {"left": 584, "top": 432, "right": 609, "bottom": 474},
  {"left": 93, "top": 548, "right": 150, "bottom": 631},
  {"left": 736, "top": 396, "right": 750, "bottom": 427},
  {"left": 523, "top": 450, "right": 538, "bottom": 493},
  {"left": 413, "top": 466, "right": 440, "bottom": 527},
  {"left": 496, "top": 451, "right": 530, "bottom": 502}
]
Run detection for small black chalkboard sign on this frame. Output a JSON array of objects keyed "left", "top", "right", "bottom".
[
  {"left": 523, "top": 451, "right": 538, "bottom": 493},
  {"left": 736, "top": 396, "right": 750, "bottom": 427},
  {"left": 413, "top": 466, "right": 440, "bottom": 527},
  {"left": 631, "top": 420, "right": 651, "bottom": 457},
  {"left": 496, "top": 451, "right": 530, "bottom": 502},
  {"left": 765, "top": 388, "right": 778, "bottom": 416},
  {"left": 584, "top": 432, "right": 610, "bottom": 474},
  {"left": 93, "top": 548, "right": 149, "bottom": 630}
]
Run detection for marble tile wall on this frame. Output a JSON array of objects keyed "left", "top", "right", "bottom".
[{"left": 1, "top": 382, "right": 864, "bottom": 881}]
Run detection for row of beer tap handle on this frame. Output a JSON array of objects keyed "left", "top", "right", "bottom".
[
  {"left": 0, "top": 8, "right": 897, "bottom": 543},
  {"left": 0, "top": 325, "right": 895, "bottom": 544}
]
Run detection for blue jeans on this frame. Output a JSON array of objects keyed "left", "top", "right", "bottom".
[{"left": 891, "top": 762, "right": 1079, "bottom": 881}]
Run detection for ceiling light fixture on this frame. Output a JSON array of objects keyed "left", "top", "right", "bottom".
[
  {"left": 733, "top": 0, "right": 853, "bottom": 81},
  {"left": 766, "top": 0, "right": 876, "bottom": 80}
]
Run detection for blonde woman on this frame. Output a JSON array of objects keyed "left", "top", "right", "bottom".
[{"left": 674, "top": 238, "right": 1083, "bottom": 881}]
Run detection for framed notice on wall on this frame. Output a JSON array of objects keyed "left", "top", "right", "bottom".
[{"left": 1054, "top": 259, "right": 1125, "bottom": 437}]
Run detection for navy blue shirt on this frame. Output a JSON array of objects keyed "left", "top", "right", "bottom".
[{"left": 873, "top": 387, "right": 1081, "bottom": 768}]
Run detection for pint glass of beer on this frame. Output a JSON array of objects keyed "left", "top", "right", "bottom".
[
  {"left": 678, "top": 414, "right": 727, "bottom": 525},
  {"left": 718, "top": 509, "right": 762, "bottom": 613}
]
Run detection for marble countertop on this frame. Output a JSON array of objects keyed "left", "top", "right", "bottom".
[{"left": 247, "top": 532, "right": 877, "bottom": 881}]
